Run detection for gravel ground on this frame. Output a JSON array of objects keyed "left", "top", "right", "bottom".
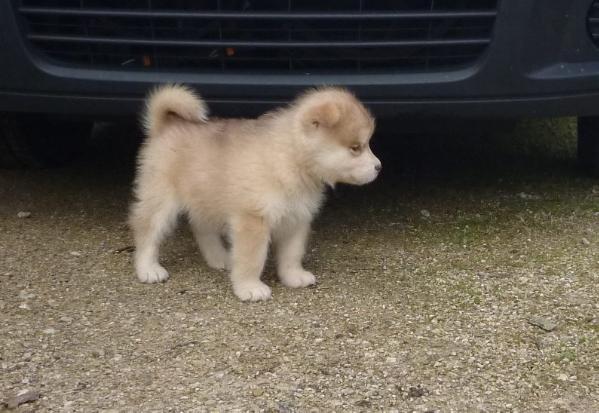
[{"left": 0, "top": 118, "right": 597, "bottom": 412}]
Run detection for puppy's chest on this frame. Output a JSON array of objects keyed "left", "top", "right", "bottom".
[{"left": 263, "top": 188, "right": 324, "bottom": 225}]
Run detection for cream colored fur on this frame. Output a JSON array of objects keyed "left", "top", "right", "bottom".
[
  {"left": 130, "top": 84, "right": 380, "bottom": 301},
  {"left": 142, "top": 84, "right": 209, "bottom": 135}
]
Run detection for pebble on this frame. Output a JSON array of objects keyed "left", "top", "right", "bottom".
[
  {"left": 6, "top": 389, "right": 40, "bottom": 408},
  {"left": 19, "top": 290, "right": 35, "bottom": 300},
  {"left": 278, "top": 403, "right": 293, "bottom": 413},
  {"left": 69, "top": 251, "right": 82, "bottom": 257},
  {"left": 518, "top": 192, "right": 540, "bottom": 200},
  {"left": 581, "top": 237, "right": 590, "bottom": 246},
  {"left": 535, "top": 336, "right": 555, "bottom": 350},
  {"left": 408, "top": 386, "right": 426, "bottom": 398},
  {"left": 43, "top": 328, "right": 56, "bottom": 335},
  {"left": 528, "top": 317, "right": 557, "bottom": 332},
  {"left": 91, "top": 349, "right": 105, "bottom": 358},
  {"left": 420, "top": 209, "right": 431, "bottom": 218},
  {"left": 355, "top": 400, "right": 371, "bottom": 407},
  {"left": 557, "top": 373, "right": 568, "bottom": 381},
  {"left": 17, "top": 211, "right": 32, "bottom": 219},
  {"left": 18, "top": 303, "right": 31, "bottom": 310},
  {"left": 386, "top": 357, "right": 397, "bottom": 364}
]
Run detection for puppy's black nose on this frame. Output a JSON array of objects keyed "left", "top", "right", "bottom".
[{"left": 375, "top": 163, "right": 382, "bottom": 172}]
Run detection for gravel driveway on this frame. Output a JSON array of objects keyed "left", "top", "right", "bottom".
[{"left": 1, "top": 119, "right": 597, "bottom": 412}]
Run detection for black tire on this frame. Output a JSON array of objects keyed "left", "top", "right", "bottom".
[
  {"left": 0, "top": 115, "right": 93, "bottom": 168},
  {"left": 578, "top": 116, "right": 599, "bottom": 177}
]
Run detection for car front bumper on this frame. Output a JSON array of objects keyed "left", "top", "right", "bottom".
[{"left": 1, "top": 0, "right": 599, "bottom": 118}]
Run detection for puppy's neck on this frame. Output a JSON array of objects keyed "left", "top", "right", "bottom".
[
  {"left": 288, "top": 146, "right": 327, "bottom": 193},
  {"left": 267, "top": 119, "right": 326, "bottom": 194}
]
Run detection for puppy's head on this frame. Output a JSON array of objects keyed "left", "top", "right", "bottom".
[{"left": 296, "top": 88, "right": 380, "bottom": 186}]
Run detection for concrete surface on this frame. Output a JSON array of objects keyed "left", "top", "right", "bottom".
[{"left": 0, "top": 118, "right": 597, "bottom": 412}]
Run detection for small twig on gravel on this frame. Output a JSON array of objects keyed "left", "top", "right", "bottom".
[
  {"left": 113, "top": 245, "right": 135, "bottom": 254},
  {"left": 171, "top": 340, "right": 201, "bottom": 350},
  {"left": 477, "top": 271, "right": 511, "bottom": 279},
  {"left": 528, "top": 316, "right": 557, "bottom": 332}
]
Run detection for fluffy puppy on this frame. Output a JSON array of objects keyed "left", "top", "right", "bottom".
[{"left": 129, "top": 84, "right": 381, "bottom": 301}]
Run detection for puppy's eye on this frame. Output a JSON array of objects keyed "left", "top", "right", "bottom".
[{"left": 350, "top": 144, "right": 362, "bottom": 155}]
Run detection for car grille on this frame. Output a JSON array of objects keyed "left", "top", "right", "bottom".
[
  {"left": 17, "top": 0, "right": 499, "bottom": 74},
  {"left": 590, "top": 1, "right": 599, "bottom": 48}
]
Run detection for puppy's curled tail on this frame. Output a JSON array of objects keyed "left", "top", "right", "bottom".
[{"left": 142, "top": 84, "right": 209, "bottom": 136}]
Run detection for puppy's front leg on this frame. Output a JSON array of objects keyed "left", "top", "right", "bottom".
[
  {"left": 275, "top": 219, "right": 316, "bottom": 288},
  {"left": 229, "top": 214, "right": 272, "bottom": 301}
]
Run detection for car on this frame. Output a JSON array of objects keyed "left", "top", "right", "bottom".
[{"left": 1, "top": 0, "right": 599, "bottom": 173}]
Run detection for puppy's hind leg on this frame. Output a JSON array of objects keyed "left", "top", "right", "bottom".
[
  {"left": 130, "top": 197, "right": 180, "bottom": 283},
  {"left": 188, "top": 214, "right": 229, "bottom": 270}
]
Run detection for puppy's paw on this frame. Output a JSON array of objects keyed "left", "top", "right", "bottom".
[
  {"left": 137, "top": 263, "right": 169, "bottom": 283},
  {"left": 279, "top": 269, "right": 316, "bottom": 288},
  {"left": 205, "top": 252, "right": 230, "bottom": 271},
  {"left": 233, "top": 281, "right": 272, "bottom": 302}
]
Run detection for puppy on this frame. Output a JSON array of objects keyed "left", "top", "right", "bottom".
[{"left": 129, "top": 84, "right": 381, "bottom": 301}]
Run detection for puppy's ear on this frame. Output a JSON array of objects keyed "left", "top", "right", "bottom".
[{"left": 304, "top": 101, "right": 341, "bottom": 129}]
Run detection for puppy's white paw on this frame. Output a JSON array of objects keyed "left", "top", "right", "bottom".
[
  {"left": 279, "top": 269, "right": 316, "bottom": 288},
  {"left": 233, "top": 281, "right": 272, "bottom": 302},
  {"left": 137, "top": 263, "right": 169, "bottom": 283}
]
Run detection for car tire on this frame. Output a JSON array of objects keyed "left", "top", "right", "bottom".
[
  {"left": 578, "top": 116, "right": 599, "bottom": 177},
  {"left": 0, "top": 115, "right": 93, "bottom": 168}
]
